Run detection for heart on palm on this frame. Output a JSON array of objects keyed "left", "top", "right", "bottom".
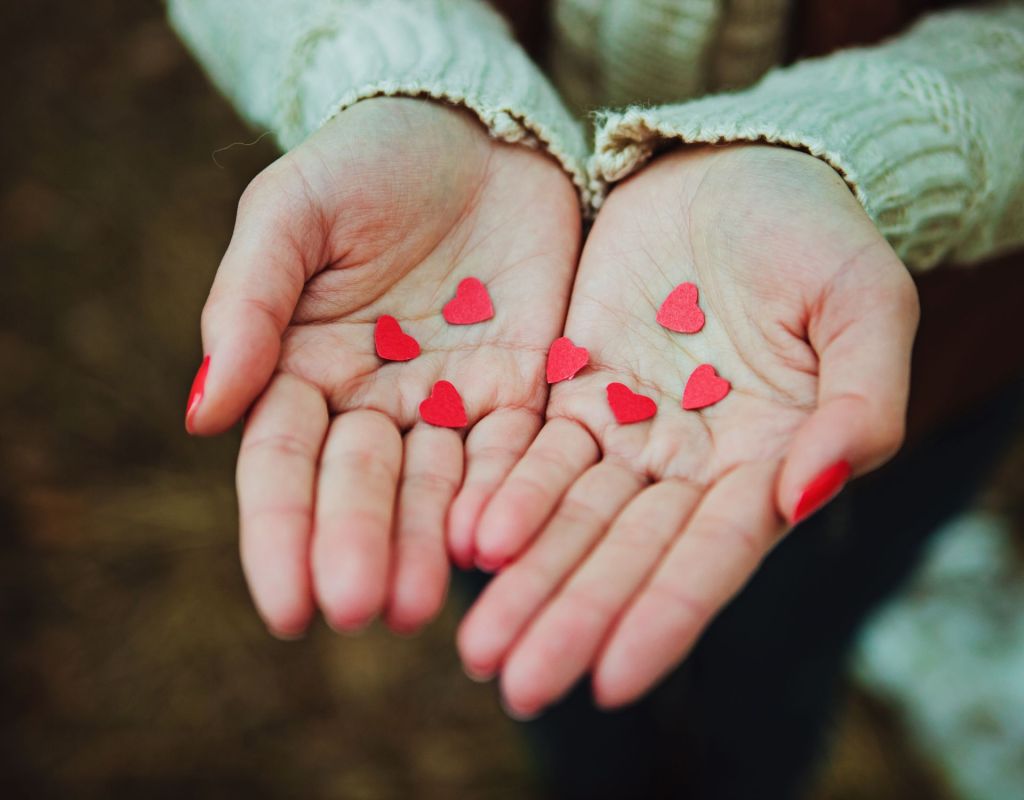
[
  {"left": 656, "top": 282, "right": 705, "bottom": 334},
  {"left": 546, "top": 337, "right": 589, "bottom": 384},
  {"left": 606, "top": 382, "right": 657, "bottom": 423},
  {"left": 420, "top": 380, "right": 468, "bottom": 427},
  {"left": 443, "top": 278, "right": 494, "bottom": 325},
  {"left": 375, "top": 315, "right": 420, "bottom": 361},
  {"left": 682, "top": 364, "right": 730, "bottom": 410}
]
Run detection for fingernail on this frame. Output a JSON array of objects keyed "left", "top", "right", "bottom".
[
  {"left": 269, "top": 627, "right": 306, "bottom": 642},
  {"left": 462, "top": 663, "right": 495, "bottom": 683},
  {"left": 475, "top": 551, "right": 508, "bottom": 574},
  {"left": 185, "top": 355, "right": 210, "bottom": 433},
  {"left": 500, "top": 696, "right": 541, "bottom": 722},
  {"left": 791, "top": 460, "right": 852, "bottom": 524},
  {"left": 386, "top": 616, "right": 426, "bottom": 639}
]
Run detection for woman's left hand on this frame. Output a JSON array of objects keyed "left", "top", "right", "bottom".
[{"left": 456, "top": 144, "right": 920, "bottom": 717}]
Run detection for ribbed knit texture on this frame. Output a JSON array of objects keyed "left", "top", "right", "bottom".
[
  {"left": 708, "top": 0, "right": 789, "bottom": 92},
  {"left": 167, "top": 0, "right": 591, "bottom": 206},
  {"left": 591, "top": 5, "right": 1024, "bottom": 271},
  {"left": 169, "top": 0, "right": 1024, "bottom": 272},
  {"left": 549, "top": 0, "right": 790, "bottom": 112}
]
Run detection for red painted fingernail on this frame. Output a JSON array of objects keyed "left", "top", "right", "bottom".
[
  {"left": 791, "top": 460, "right": 851, "bottom": 524},
  {"left": 185, "top": 355, "right": 210, "bottom": 433}
]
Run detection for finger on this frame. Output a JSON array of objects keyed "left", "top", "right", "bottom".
[
  {"left": 236, "top": 373, "right": 328, "bottom": 638},
  {"left": 311, "top": 409, "right": 402, "bottom": 631},
  {"left": 386, "top": 424, "right": 463, "bottom": 634},
  {"left": 593, "top": 462, "right": 782, "bottom": 708},
  {"left": 447, "top": 409, "right": 541, "bottom": 570},
  {"left": 473, "top": 418, "right": 600, "bottom": 570},
  {"left": 779, "top": 252, "right": 919, "bottom": 523},
  {"left": 188, "top": 161, "right": 321, "bottom": 436},
  {"left": 500, "top": 479, "right": 702, "bottom": 718},
  {"left": 457, "top": 461, "right": 644, "bottom": 681}
]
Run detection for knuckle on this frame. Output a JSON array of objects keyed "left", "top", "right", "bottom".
[
  {"left": 529, "top": 446, "right": 572, "bottom": 475},
  {"left": 691, "top": 513, "right": 767, "bottom": 559},
  {"left": 645, "top": 580, "right": 710, "bottom": 628},
  {"left": 616, "top": 516, "right": 670, "bottom": 548},
  {"left": 403, "top": 469, "right": 458, "bottom": 497},
  {"left": 323, "top": 446, "right": 397, "bottom": 484},
  {"left": 473, "top": 442, "right": 521, "bottom": 467},
  {"left": 328, "top": 506, "right": 391, "bottom": 536},
  {"left": 504, "top": 559, "right": 557, "bottom": 598},
  {"left": 554, "top": 494, "right": 601, "bottom": 527},
  {"left": 240, "top": 431, "right": 314, "bottom": 461},
  {"left": 508, "top": 472, "right": 554, "bottom": 503},
  {"left": 396, "top": 522, "right": 441, "bottom": 550},
  {"left": 239, "top": 502, "right": 312, "bottom": 532},
  {"left": 559, "top": 584, "right": 619, "bottom": 622}
]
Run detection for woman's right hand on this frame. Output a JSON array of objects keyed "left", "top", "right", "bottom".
[{"left": 186, "top": 98, "right": 581, "bottom": 638}]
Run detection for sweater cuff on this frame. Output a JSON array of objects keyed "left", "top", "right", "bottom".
[
  {"left": 590, "top": 42, "right": 994, "bottom": 271},
  {"left": 169, "top": 0, "right": 591, "bottom": 207}
]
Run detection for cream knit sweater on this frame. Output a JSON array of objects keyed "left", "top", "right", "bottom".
[{"left": 168, "top": 0, "right": 1024, "bottom": 272}]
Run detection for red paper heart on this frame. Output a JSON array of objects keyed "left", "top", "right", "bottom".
[
  {"left": 419, "top": 380, "right": 468, "bottom": 428},
  {"left": 546, "top": 337, "right": 589, "bottom": 384},
  {"left": 656, "top": 282, "right": 705, "bottom": 334},
  {"left": 606, "top": 382, "right": 657, "bottom": 424},
  {"left": 682, "top": 364, "right": 730, "bottom": 410},
  {"left": 443, "top": 277, "right": 494, "bottom": 325},
  {"left": 374, "top": 315, "right": 420, "bottom": 361}
]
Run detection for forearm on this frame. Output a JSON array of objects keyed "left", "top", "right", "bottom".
[
  {"left": 590, "top": 3, "right": 1024, "bottom": 271},
  {"left": 168, "top": 0, "right": 591, "bottom": 205}
]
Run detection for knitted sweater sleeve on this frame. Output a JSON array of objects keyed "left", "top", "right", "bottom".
[
  {"left": 590, "top": 4, "right": 1024, "bottom": 271},
  {"left": 166, "top": 0, "right": 590, "bottom": 205}
]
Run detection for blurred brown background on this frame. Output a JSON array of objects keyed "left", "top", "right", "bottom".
[{"left": 1, "top": 2, "right": 1021, "bottom": 798}]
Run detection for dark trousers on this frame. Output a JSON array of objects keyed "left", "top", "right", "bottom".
[{"left": 457, "top": 380, "right": 1024, "bottom": 800}]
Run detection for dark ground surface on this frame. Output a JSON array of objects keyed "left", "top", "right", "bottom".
[{"left": 1, "top": 2, "right": 1021, "bottom": 798}]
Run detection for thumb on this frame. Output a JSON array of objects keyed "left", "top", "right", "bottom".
[
  {"left": 777, "top": 247, "right": 920, "bottom": 524},
  {"left": 186, "top": 164, "right": 321, "bottom": 435}
]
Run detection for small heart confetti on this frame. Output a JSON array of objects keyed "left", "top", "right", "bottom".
[
  {"left": 606, "top": 382, "right": 657, "bottom": 424},
  {"left": 682, "top": 364, "right": 730, "bottom": 410},
  {"left": 656, "top": 282, "right": 705, "bottom": 334},
  {"left": 443, "top": 277, "right": 494, "bottom": 325},
  {"left": 420, "top": 380, "right": 468, "bottom": 428},
  {"left": 546, "top": 337, "right": 589, "bottom": 384},
  {"left": 374, "top": 315, "right": 420, "bottom": 362}
]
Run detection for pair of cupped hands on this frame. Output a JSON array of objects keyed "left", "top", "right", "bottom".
[{"left": 186, "top": 98, "right": 918, "bottom": 719}]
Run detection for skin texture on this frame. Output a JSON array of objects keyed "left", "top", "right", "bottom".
[
  {"left": 190, "top": 95, "right": 919, "bottom": 717},
  {"left": 187, "top": 98, "right": 581, "bottom": 637},
  {"left": 456, "top": 144, "right": 919, "bottom": 718}
]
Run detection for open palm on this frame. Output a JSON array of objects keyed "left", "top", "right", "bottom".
[
  {"left": 188, "top": 98, "right": 580, "bottom": 637},
  {"left": 458, "top": 144, "right": 919, "bottom": 717}
]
